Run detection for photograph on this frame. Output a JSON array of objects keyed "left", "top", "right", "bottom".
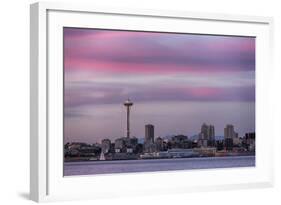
[{"left": 63, "top": 27, "right": 256, "bottom": 176}]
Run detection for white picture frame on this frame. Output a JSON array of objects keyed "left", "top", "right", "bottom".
[{"left": 30, "top": 2, "right": 274, "bottom": 202}]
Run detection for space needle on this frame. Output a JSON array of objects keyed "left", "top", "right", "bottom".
[{"left": 124, "top": 99, "right": 133, "bottom": 138}]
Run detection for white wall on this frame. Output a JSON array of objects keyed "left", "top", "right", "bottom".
[{"left": 0, "top": 0, "right": 280, "bottom": 204}]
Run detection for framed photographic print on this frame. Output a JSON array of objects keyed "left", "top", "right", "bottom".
[{"left": 30, "top": 2, "right": 274, "bottom": 202}]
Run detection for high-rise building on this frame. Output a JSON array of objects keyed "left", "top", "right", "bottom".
[
  {"left": 208, "top": 125, "right": 215, "bottom": 140},
  {"left": 199, "top": 123, "right": 215, "bottom": 147},
  {"left": 200, "top": 123, "right": 215, "bottom": 140},
  {"left": 201, "top": 123, "right": 209, "bottom": 140},
  {"left": 144, "top": 124, "right": 155, "bottom": 153},
  {"left": 224, "top": 124, "right": 236, "bottom": 139},
  {"left": 145, "top": 124, "right": 154, "bottom": 144}
]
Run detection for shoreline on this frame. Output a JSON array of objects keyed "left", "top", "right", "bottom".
[
  {"left": 64, "top": 153, "right": 255, "bottom": 163},
  {"left": 63, "top": 155, "right": 256, "bottom": 176}
]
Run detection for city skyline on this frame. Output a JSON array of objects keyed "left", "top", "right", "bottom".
[
  {"left": 64, "top": 28, "right": 255, "bottom": 143},
  {"left": 64, "top": 122, "right": 252, "bottom": 145},
  {"left": 64, "top": 120, "right": 255, "bottom": 165}
]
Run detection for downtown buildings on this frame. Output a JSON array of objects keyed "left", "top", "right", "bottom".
[
  {"left": 64, "top": 100, "right": 255, "bottom": 161},
  {"left": 198, "top": 123, "right": 215, "bottom": 147},
  {"left": 144, "top": 124, "right": 155, "bottom": 153},
  {"left": 64, "top": 122, "right": 255, "bottom": 161}
]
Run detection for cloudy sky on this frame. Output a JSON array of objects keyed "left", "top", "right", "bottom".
[{"left": 64, "top": 27, "right": 255, "bottom": 143}]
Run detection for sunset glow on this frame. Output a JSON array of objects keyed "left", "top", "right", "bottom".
[{"left": 64, "top": 28, "right": 255, "bottom": 143}]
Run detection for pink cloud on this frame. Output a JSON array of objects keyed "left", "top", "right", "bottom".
[
  {"left": 187, "top": 87, "right": 221, "bottom": 97},
  {"left": 64, "top": 28, "right": 255, "bottom": 76}
]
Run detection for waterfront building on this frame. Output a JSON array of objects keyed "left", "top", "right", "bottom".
[
  {"left": 225, "top": 138, "right": 234, "bottom": 151},
  {"left": 115, "top": 138, "right": 125, "bottom": 153},
  {"left": 233, "top": 137, "right": 241, "bottom": 146},
  {"left": 245, "top": 133, "right": 255, "bottom": 143},
  {"left": 109, "top": 143, "right": 115, "bottom": 153},
  {"left": 244, "top": 132, "right": 255, "bottom": 151},
  {"left": 171, "top": 135, "right": 190, "bottom": 149},
  {"left": 114, "top": 136, "right": 139, "bottom": 153},
  {"left": 125, "top": 136, "right": 138, "bottom": 147},
  {"left": 173, "top": 135, "right": 188, "bottom": 142},
  {"left": 216, "top": 140, "right": 224, "bottom": 151},
  {"left": 167, "top": 148, "right": 198, "bottom": 158},
  {"left": 130, "top": 136, "right": 138, "bottom": 147},
  {"left": 101, "top": 139, "right": 111, "bottom": 154},
  {"left": 202, "top": 139, "right": 208, "bottom": 147},
  {"left": 140, "top": 148, "right": 198, "bottom": 159},
  {"left": 135, "top": 143, "right": 144, "bottom": 154},
  {"left": 68, "top": 142, "right": 85, "bottom": 150},
  {"left": 191, "top": 140, "right": 198, "bottom": 149},
  {"left": 198, "top": 139, "right": 208, "bottom": 148},
  {"left": 126, "top": 148, "right": 133, "bottom": 153},
  {"left": 155, "top": 137, "right": 164, "bottom": 151},
  {"left": 144, "top": 143, "right": 156, "bottom": 153},
  {"left": 193, "top": 147, "right": 216, "bottom": 157}
]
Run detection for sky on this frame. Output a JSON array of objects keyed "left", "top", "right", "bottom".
[{"left": 63, "top": 27, "right": 255, "bottom": 144}]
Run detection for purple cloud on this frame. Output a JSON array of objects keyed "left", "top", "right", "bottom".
[{"left": 64, "top": 28, "right": 255, "bottom": 74}]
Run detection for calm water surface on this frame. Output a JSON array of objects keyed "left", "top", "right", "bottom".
[{"left": 64, "top": 156, "right": 255, "bottom": 176}]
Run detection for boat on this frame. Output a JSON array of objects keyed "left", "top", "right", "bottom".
[{"left": 99, "top": 151, "right": 105, "bottom": 160}]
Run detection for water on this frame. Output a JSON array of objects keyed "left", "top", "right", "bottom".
[{"left": 64, "top": 156, "right": 255, "bottom": 176}]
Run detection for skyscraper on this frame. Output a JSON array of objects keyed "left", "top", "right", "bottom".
[
  {"left": 208, "top": 125, "right": 215, "bottom": 141},
  {"left": 200, "top": 123, "right": 215, "bottom": 140},
  {"left": 199, "top": 123, "right": 215, "bottom": 147},
  {"left": 201, "top": 123, "right": 209, "bottom": 140},
  {"left": 224, "top": 124, "right": 235, "bottom": 139},
  {"left": 144, "top": 124, "right": 155, "bottom": 152},
  {"left": 145, "top": 124, "right": 154, "bottom": 144}
]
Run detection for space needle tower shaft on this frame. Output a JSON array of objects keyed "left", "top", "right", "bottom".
[{"left": 124, "top": 99, "right": 133, "bottom": 138}]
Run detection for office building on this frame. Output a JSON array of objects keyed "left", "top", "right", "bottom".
[
  {"left": 145, "top": 124, "right": 154, "bottom": 144},
  {"left": 224, "top": 124, "right": 236, "bottom": 139},
  {"left": 144, "top": 124, "right": 155, "bottom": 152},
  {"left": 101, "top": 139, "right": 111, "bottom": 154},
  {"left": 115, "top": 138, "right": 125, "bottom": 153}
]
